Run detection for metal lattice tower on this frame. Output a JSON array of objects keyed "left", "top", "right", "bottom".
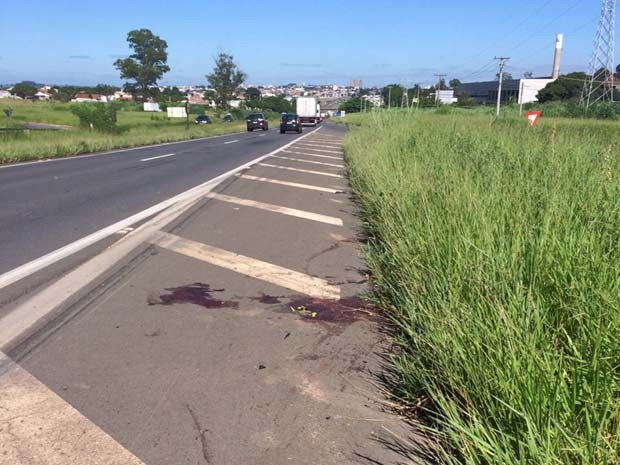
[{"left": 581, "top": 0, "right": 616, "bottom": 108}]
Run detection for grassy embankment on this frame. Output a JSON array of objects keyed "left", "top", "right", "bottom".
[
  {"left": 0, "top": 100, "right": 257, "bottom": 164},
  {"left": 342, "top": 110, "right": 620, "bottom": 464}
]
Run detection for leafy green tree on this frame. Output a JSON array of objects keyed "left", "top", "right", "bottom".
[
  {"left": 71, "top": 102, "right": 117, "bottom": 132},
  {"left": 158, "top": 86, "right": 185, "bottom": 103},
  {"left": 381, "top": 84, "right": 405, "bottom": 107},
  {"left": 244, "top": 87, "right": 261, "bottom": 101},
  {"left": 93, "top": 84, "right": 119, "bottom": 96},
  {"left": 449, "top": 78, "right": 461, "bottom": 89},
  {"left": 537, "top": 72, "right": 587, "bottom": 102},
  {"left": 496, "top": 72, "right": 513, "bottom": 81},
  {"left": 10, "top": 83, "right": 37, "bottom": 99},
  {"left": 339, "top": 97, "right": 372, "bottom": 113},
  {"left": 523, "top": 71, "right": 533, "bottom": 78},
  {"left": 114, "top": 29, "right": 170, "bottom": 101},
  {"left": 260, "top": 96, "right": 291, "bottom": 113},
  {"left": 206, "top": 53, "right": 246, "bottom": 109}
]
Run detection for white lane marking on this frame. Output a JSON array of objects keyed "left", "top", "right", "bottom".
[
  {"left": 258, "top": 134, "right": 267, "bottom": 137},
  {"left": 0, "top": 130, "right": 257, "bottom": 171},
  {"left": 258, "top": 163, "right": 344, "bottom": 178},
  {"left": 0, "top": 127, "right": 323, "bottom": 347},
  {"left": 140, "top": 152, "right": 175, "bottom": 162},
  {"left": 205, "top": 192, "right": 343, "bottom": 226},
  {"left": 224, "top": 140, "right": 239, "bottom": 145},
  {"left": 236, "top": 174, "right": 341, "bottom": 193},
  {"left": 290, "top": 147, "right": 342, "bottom": 154},
  {"left": 271, "top": 155, "right": 344, "bottom": 168},
  {"left": 282, "top": 150, "right": 342, "bottom": 160},
  {"left": 330, "top": 199, "right": 345, "bottom": 204},
  {"left": 295, "top": 143, "right": 342, "bottom": 149},
  {"left": 152, "top": 232, "right": 341, "bottom": 300},
  {"left": 306, "top": 136, "right": 343, "bottom": 142},
  {"left": 0, "top": 128, "right": 322, "bottom": 292},
  {"left": 0, "top": 352, "right": 146, "bottom": 465}
]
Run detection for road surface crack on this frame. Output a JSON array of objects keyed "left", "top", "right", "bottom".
[{"left": 186, "top": 404, "right": 212, "bottom": 464}]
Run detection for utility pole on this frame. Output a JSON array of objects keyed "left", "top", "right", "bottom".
[
  {"left": 416, "top": 85, "right": 421, "bottom": 110},
  {"left": 387, "top": 86, "right": 392, "bottom": 109},
  {"left": 434, "top": 73, "right": 446, "bottom": 106},
  {"left": 494, "top": 57, "right": 510, "bottom": 117}
]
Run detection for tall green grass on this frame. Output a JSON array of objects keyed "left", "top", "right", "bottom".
[{"left": 343, "top": 110, "right": 620, "bottom": 464}]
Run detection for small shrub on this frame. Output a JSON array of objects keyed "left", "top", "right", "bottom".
[{"left": 71, "top": 103, "right": 117, "bottom": 132}]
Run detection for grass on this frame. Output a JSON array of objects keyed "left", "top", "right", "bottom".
[
  {"left": 342, "top": 109, "right": 620, "bottom": 464},
  {"left": 0, "top": 100, "right": 257, "bottom": 163}
]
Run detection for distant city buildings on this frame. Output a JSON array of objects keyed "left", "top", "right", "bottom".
[{"left": 349, "top": 79, "right": 363, "bottom": 89}]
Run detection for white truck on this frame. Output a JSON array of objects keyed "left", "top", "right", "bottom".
[{"left": 296, "top": 97, "right": 320, "bottom": 126}]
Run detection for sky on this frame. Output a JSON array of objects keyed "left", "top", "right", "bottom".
[{"left": 0, "top": 0, "right": 608, "bottom": 87}]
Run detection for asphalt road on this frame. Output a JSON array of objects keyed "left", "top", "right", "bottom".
[{"left": 0, "top": 128, "right": 304, "bottom": 275}]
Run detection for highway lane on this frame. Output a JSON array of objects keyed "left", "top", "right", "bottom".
[{"left": 0, "top": 128, "right": 305, "bottom": 275}]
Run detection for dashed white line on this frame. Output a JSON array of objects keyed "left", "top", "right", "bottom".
[
  {"left": 258, "top": 163, "right": 344, "bottom": 178},
  {"left": 271, "top": 155, "right": 344, "bottom": 168},
  {"left": 236, "top": 174, "right": 342, "bottom": 193},
  {"left": 205, "top": 192, "right": 343, "bottom": 225},
  {"left": 224, "top": 140, "right": 239, "bottom": 145},
  {"left": 295, "top": 143, "right": 342, "bottom": 149},
  {"left": 140, "top": 153, "right": 175, "bottom": 162},
  {"left": 152, "top": 232, "right": 341, "bottom": 300}
]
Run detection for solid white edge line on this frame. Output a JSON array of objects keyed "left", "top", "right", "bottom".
[
  {"left": 224, "top": 140, "right": 239, "bottom": 145},
  {"left": 140, "top": 153, "right": 176, "bottom": 162},
  {"left": 0, "top": 128, "right": 321, "bottom": 291},
  {"left": 288, "top": 146, "right": 342, "bottom": 154},
  {"left": 205, "top": 192, "right": 343, "bottom": 226}
]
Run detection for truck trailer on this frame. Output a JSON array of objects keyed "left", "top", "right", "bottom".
[{"left": 296, "top": 97, "right": 320, "bottom": 126}]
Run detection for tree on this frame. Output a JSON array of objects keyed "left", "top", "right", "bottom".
[
  {"left": 206, "top": 53, "right": 246, "bottom": 109},
  {"left": 339, "top": 97, "right": 372, "bottom": 113},
  {"left": 449, "top": 78, "right": 461, "bottom": 90},
  {"left": 537, "top": 72, "right": 587, "bottom": 102},
  {"left": 616, "top": 64, "right": 620, "bottom": 74},
  {"left": 244, "top": 87, "right": 261, "bottom": 101},
  {"left": 523, "top": 71, "right": 534, "bottom": 78},
  {"left": 93, "top": 84, "right": 119, "bottom": 96},
  {"left": 158, "top": 86, "right": 185, "bottom": 103},
  {"left": 10, "top": 83, "right": 37, "bottom": 99},
  {"left": 114, "top": 29, "right": 170, "bottom": 101},
  {"left": 381, "top": 84, "right": 405, "bottom": 107},
  {"left": 496, "top": 72, "right": 513, "bottom": 81}
]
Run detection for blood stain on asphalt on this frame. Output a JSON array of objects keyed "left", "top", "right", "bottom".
[
  {"left": 287, "top": 296, "right": 376, "bottom": 324},
  {"left": 151, "top": 283, "right": 238, "bottom": 309}
]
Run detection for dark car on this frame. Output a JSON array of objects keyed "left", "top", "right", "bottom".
[
  {"left": 246, "top": 113, "right": 269, "bottom": 132},
  {"left": 280, "top": 113, "right": 302, "bottom": 134},
  {"left": 223, "top": 113, "right": 233, "bottom": 122},
  {"left": 195, "top": 115, "right": 212, "bottom": 124}
]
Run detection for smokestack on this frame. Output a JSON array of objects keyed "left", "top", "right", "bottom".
[{"left": 552, "top": 33, "right": 563, "bottom": 80}]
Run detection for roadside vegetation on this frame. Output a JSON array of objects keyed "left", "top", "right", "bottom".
[{"left": 342, "top": 109, "right": 620, "bottom": 464}]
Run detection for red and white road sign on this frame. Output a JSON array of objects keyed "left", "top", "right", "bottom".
[{"left": 525, "top": 110, "right": 542, "bottom": 127}]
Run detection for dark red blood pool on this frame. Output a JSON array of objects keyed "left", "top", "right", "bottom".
[{"left": 153, "top": 283, "right": 238, "bottom": 309}]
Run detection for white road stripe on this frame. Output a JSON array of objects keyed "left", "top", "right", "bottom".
[
  {"left": 271, "top": 155, "right": 344, "bottom": 168},
  {"left": 152, "top": 232, "right": 341, "bottom": 300},
  {"left": 224, "top": 140, "right": 239, "bottom": 145},
  {"left": 205, "top": 192, "right": 343, "bottom": 225},
  {"left": 0, "top": 128, "right": 322, "bottom": 292},
  {"left": 330, "top": 199, "right": 345, "bottom": 204},
  {"left": 283, "top": 150, "right": 343, "bottom": 160},
  {"left": 140, "top": 153, "right": 175, "bottom": 162},
  {"left": 289, "top": 147, "right": 342, "bottom": 154},
  {"left": 295, "top": 143, "right": 342, "bottom": 149},
  {"left": 258, "top": 163, "right": 344, "bottom": 178},
  {"left": 0, "top": 352, "right": 146, "bottom": 465},
  {"left": 236, "top": 174, "right": 341, "bottom": 193},
  {"left": 258, "top": 134, "right": 267, "bottom": 137}
]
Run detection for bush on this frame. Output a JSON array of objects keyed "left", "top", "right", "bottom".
[{"left": 71, "top": 103, "right": 117, "bottom": 132}]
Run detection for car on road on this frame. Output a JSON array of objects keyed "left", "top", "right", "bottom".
[
  {"left": 222, "top": 113, "right": 233, "bottom": 123},
  {"left": 195, "top": 115, "right": 212, "bottom": 124},
  {"left": 246, "top": 113, "right": 269, "bottom": 132},
  {"left": 280, "top": 113, "right": 302, "bottom": 134}
]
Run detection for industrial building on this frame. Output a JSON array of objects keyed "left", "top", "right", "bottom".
[
  {"left": 457, "top": 33, "right": 563, "bottom": 105},
  {"left": 457, "top": 78, "right": 555, "bottom": 105}
]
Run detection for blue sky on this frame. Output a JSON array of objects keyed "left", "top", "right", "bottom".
[{"left": 0, "top": 0, "right": 606, "bottom": 87}]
